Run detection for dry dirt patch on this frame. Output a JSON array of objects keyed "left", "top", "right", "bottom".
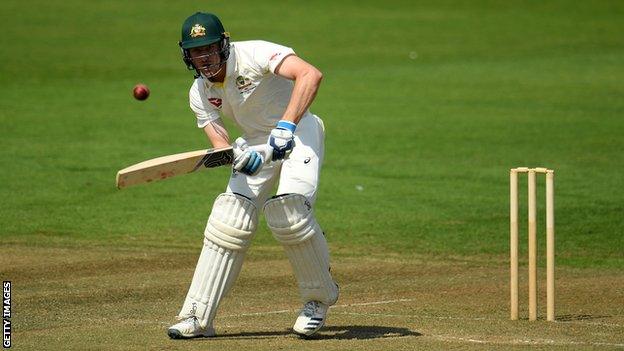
[{"left": 2, "top": 245, "right": 622, "bottom": 350}]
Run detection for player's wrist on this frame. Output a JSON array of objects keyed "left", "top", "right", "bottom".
[
  {"left": 276, "top": 120, "right": 297, "bottom": 133},
  {"left": 268, "top": 121, "right": 296, "bottom": 161}
]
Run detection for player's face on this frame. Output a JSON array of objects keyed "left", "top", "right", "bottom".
[{"left": 189, "top": 43, "right": 223, "bottom": 78}]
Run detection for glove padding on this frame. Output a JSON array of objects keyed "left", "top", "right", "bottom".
[
  {"left": 233, "top": 149, "right": 263, "bottom": 176},
  {"left": 268, "top": 121, "right": 296, "bottom": 161},
  {"left": 232, "top": 137, "right": 273, "bottom": 176}
]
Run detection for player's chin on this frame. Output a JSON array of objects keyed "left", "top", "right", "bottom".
[{"left": 200, "top": 67, "right": 220, "bottom": 78}]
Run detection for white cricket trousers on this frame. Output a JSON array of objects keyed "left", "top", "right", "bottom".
[{"left": 226, "top": 113, "right": 325, "bottom": 209}]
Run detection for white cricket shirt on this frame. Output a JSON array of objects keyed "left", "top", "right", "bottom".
[{"left": 189, "top": 40, "right": 310, "bottom": 143}]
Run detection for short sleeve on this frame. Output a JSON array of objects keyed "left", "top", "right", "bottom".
[
  {"left": 251, "top": 41, "right": 296, "bottom": 74},
  {"left": 189, "top": 80, "right": 220, "bottom": 128}
]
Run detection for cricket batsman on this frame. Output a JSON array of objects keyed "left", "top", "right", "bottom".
[{"left": 167, "top": 12, "right": 339, "bottom": 339}]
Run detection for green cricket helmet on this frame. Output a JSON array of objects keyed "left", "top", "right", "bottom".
[{"left": 179, "top": 12, "right": 230, "bottom": 77}]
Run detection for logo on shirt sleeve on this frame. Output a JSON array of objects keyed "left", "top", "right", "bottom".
[
  {"left": 269, "top": 52, "right": 283, "bottom": 62},
  {"left": 208, "top": 98, "right": 222, "bottom": 108}
]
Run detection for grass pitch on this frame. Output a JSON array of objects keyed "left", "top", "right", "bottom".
[
  {"left": 4, "top": 246, "right": 623, "bottom": 350},
  {"left": 1, "top": 0, "right": 623, "bottom": 349}
]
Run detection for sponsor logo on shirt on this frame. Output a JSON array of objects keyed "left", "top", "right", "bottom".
[
  {"left": 236, "top": 76, "right": 251, "bottom": 89},
  {"left": 208, "top": 98, "right": 222, "bottom": 108},
  {"left": 235, "top": 75, "right": 257, "bottom": 96}
]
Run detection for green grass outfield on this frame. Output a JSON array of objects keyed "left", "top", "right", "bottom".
[
  {"left": 1, "top": 0, "right": 623, "bottom": 349},
  {"left": 2, "top": 0, "right": 622, "bottom": 266}
]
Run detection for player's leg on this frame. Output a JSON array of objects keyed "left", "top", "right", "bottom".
[
  {"left": 227, "top": 160, "right": 281, "bottom": 209},
  {"left": 265, "top": 115, "right": 339, "bottom": 337},
  {"left": 168, "top": 193, "right": 257, "bottom": 339},
  {"left": 264, "top": 194, "right": 339, "bottom": 336},
  {"left": 168, "top": 160, "right": 280, "bottom": 339},
  {"left": 275, "top": 114, "right": 324, "bottom": 203}
]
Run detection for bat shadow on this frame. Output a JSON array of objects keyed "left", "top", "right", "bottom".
[{"left": 211, "top": 325, "right": 421, "bottom": 340}]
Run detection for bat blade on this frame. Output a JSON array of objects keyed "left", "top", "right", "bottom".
[{"left": 116, "top": 147, "right": 234, "bottom": 189}]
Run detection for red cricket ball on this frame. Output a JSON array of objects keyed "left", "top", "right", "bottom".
[{"left": 133, "top": 84, "right": 150, "bottom": 101}]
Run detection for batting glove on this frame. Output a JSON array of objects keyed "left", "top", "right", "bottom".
[
  {"left": 232, "top": 137, "right": 265, "bottom": 176},
  {"left": 233, "top": 149, "right": 263, "bottom": 176},
  {"left": 268, "top": 120, "right": 296, "bottom": 161}
]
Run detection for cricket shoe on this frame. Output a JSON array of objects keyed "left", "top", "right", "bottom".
[
  {"left": 167, "top": 316, "right": 216, "bottom": 339},
  {"left": 293, "top": 301, "right": 329, "bottom": 337}
]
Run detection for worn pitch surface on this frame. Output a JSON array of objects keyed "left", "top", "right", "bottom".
[{"left": 5, "top": 245, "right": 623, "bottom": 350}]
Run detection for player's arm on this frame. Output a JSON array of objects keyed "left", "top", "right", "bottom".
[
  {"left": 275, "top": 55, "right": 323, "bottom": 125},
  {"left": 266, "top": 55, "right": 322, "bottom": 161},
  {"left": 190, "top": 80, "right": 231, "bottom": 149},
  {"left": 203, "top": 119, "right": 231, "bottom": 149}
]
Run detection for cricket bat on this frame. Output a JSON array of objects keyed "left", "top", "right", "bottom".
[{"left": 116, "top": 147, "right": 234, "bottom": 189}]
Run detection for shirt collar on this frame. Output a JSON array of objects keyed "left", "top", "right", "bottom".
[{"left": 225, "top": 43, "right": 237, "bottom": 79}]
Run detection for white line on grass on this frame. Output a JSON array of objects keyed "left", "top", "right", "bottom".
[
  {"left": 220, "top": 298, "right": 415, "bottom": 318},
  {"left": 332, "top": 312, "right": 624, "bottom": 327},
  {"left": 431, "top": 335, "right": 624, "bottom": 348},
  {"left": 221, "top": 298, "right": 623, "bottom": 328},
  {"left": 170, "top": 297, "right": 624, "bottom": 347},
  {"left": 334, "top": 298, "right": 415, "bottom": 307},
  {"left": 333, "top": 311, "right": 487, "bottom": 320},
  {"left": 556, "top": 320, "right": 623, "bottom": 328}
]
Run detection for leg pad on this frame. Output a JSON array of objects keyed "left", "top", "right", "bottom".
[
  {"left": 178, "top": 193, "right": 258, "bottom": 328},
  {"left": 264, "top": 194, "right": 338, "bottom": 305}
]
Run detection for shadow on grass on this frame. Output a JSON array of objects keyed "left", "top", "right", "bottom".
[
  {"left": 214, "top": 325, "right": 421, "bottom": 340},
  {"left": 556, "top": 314, "right": 612, "bottom": 322}
]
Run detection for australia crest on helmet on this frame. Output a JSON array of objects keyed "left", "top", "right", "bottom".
[{"left": 190, "top": 24, "right": 206, "bottom": 38}]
